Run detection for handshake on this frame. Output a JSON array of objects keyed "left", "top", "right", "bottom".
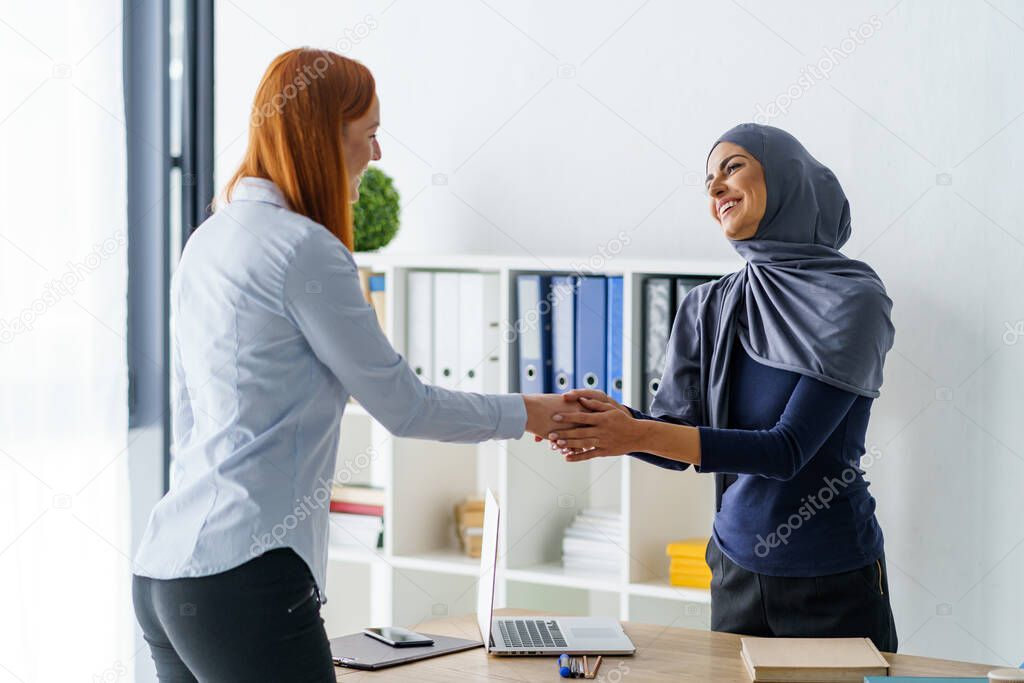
[{"left": 522, "top": 389, "right": 646, "bottom": 462}]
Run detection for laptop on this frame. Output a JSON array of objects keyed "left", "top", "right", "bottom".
[{"left": 476, "top": 489, "right": 636, "bottom": 656}]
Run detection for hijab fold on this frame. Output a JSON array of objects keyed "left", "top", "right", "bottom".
[{"left": 649, "top": 124, "right": 894, "bottom": 511}]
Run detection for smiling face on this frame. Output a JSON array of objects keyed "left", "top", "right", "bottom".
[
  {"left": 342, "top": 95, "right": 381, "bottom": 203},
  {"left": 705, "top": 141, "right": 767, "bottom": 241}
]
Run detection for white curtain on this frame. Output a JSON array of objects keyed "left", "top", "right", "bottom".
[{"left": 0, "top": 1, "right": 132, "bottom": 681}]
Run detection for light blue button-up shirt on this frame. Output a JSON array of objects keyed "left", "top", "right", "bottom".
[{"left": 133, "top": 177, "right": 526, "bottom": 601}]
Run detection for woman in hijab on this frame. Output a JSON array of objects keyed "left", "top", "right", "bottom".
[{"left": 547, "top": 123, "right": 898, "bottom": 651}]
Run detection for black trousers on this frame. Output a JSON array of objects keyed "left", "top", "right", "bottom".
[
  {"left": 132, "top": 548, "right": 336, "bottom": 682},
  {"left": 706, "top": 538, "right": 898, "bottom": 653}
]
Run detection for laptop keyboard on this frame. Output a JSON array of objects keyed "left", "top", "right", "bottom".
[{"left": 498, "top": 619, "right": 567, "bottom": 649}]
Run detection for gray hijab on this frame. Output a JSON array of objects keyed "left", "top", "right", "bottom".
[{"left": 649, "top": 124, "right": 894, "bottom": 507}]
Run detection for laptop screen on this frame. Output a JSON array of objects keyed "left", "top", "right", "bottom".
[{"left": 476, "top": 489, "right": 500, "bottom": 648}]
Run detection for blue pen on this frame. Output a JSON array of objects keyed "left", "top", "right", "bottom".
[{"left": 558, "top": 653, "right": 571, "bottom": 678}]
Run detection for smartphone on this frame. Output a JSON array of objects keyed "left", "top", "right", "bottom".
[{"left": 363, "top": 626, "right": 434, "bottom": 648}]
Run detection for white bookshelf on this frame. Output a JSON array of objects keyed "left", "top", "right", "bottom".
[{"left": 322, "top": 253, "right": 742, "bottom": 637}]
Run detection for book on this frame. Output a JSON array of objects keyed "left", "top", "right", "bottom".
[
  {"left": 454, "top": 497, "right": 485, "bottom": 558},
  {"left": 562, "top": 537, "right": 625, "bottom": 558},
  {"left": 369, "top": 274, "right": 386, "bottom": 333},
  {"left": 561, "top": 509, "right": 624, "bottom": 578},
  {"left": 666, "top": 538, "right": 709, "bottom": 559},
  {"left": 740, "top": 636, "right": 888, "bottom": 682},
  {"left": 328, "top": 512, "right": 384, "bottom": 527},
  {"left": 331, "top": 484, "right": 385, "bottom": 507},
  {"left": 669, "top": 569, "right": 712, "bottom": 582},
  {"left": 329, "top": 501, "right": 383, "bottom": 516},
  {"left": 563, "top": 509, "right": 623, "bottom": 526},
  {"left": 563, "top": 526, "right": 623, "bottom": 543},
  {"left": 569, "top": 512, "right": 623, "bottom": 536},
  {"left": 667, "top": 573, "right": 711, "bottom": 589},
  {"left": 665, "top": 539, "right": 712, "bottom": 588},
  {"left": 329, "top": 512, "right": 384, "bottom": 549},
  {"left": 458, "top": 509, "right": 484, "bottom": 528},
  {"left": 561, "top": 561, "right": 622, "bottom": 577},
  {"left": 462, "top": 527, "right": 483, "bottom": 558},
  {"left": 567, "top": 527, "right": 622, "bottom": 540},
  {"left": 669, "top": 557, "right": 713, "bottom": 574},
  {"left": 357, "top": 266, "right": 373, "bottom": 303}
]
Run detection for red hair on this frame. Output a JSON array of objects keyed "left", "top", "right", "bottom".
[{"left": 225, "top": 48, "right": 376, "bottom": 250}]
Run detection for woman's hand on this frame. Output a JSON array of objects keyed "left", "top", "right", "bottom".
[
  {"left": 523, "top": 394, "right": 584, "bottom": 438},
  {"left": 547, "top": 394, "right": 647, "bottom": 462},
  {"left": 560, "top": 389, "right": 631, "bottom": 416},
  {"left": 530, "top": 389, "right": 629, "bottom": 443}
]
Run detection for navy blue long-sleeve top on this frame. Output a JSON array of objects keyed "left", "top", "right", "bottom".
[{"left": 630, "top": 338, "right": 884, "bottom": 577}]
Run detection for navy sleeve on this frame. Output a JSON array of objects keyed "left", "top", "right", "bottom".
[
  {"left": 626, "top": 407, "right": 691, "bottom": 471},
  {"left": 697, "top": 374, "right": 858, "bottom": 480}
]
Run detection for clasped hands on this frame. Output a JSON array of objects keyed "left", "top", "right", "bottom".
[{"left": 523, "top": 389, "right": 645, "bottom": 462}]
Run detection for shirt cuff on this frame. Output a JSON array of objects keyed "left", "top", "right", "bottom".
[
  {"left": 494, "top": 394, "right": 527, "bottom": 440},
  {"left": 696, "top": 425, "right": 722, "bottom": 473}
]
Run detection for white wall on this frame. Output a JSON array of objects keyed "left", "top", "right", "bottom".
[{"left": 215, "top": 0, "right": 1024, "bottom": 666}]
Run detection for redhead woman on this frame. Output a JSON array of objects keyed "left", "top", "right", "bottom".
[
  {"left": 548, "top": 124, "right": 898, "bottom": 652},
  {"left": 131, "top": 48, "right": 572, "bottom": 681}
]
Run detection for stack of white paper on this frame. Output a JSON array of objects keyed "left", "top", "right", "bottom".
[{"left": 561, "top": 509, "right": 624, "bottom": 578}]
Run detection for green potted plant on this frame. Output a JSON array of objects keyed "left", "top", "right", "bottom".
[{"left": 353, "top": 166, "right": 401, "bottom": 251}]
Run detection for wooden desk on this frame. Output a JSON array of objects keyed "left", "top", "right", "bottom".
[{"left": 333, "top": 609, "right": 999, "bottom": 681}]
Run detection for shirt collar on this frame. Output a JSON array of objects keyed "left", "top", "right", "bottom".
[{"left": 232, "top": 177, "right": 291, "bottom": 209}]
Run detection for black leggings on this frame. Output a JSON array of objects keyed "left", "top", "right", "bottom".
[
  {"left": 132, "top": 548, "right": 335, "bottom": 682},
  {"left": 707, "top": 538, "right": 899, "bottom": 652}
]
